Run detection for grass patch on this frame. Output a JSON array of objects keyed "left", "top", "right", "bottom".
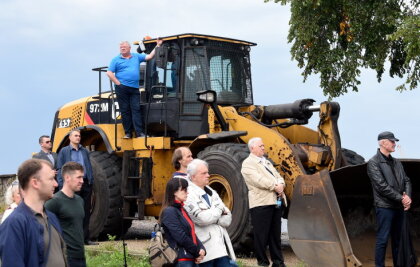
[
  {"left": 293, "top": 262, "right": 308, "bottom": 267},
  {"left": 86, "top": 235, "right": 150, "bottom": 267},
  {"left": 86, "top": 250, "right": 149, "bottom": 267}
]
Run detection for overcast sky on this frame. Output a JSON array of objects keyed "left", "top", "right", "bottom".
[{"left": 1, "top": 0, "right": 419, "bottom": 174}]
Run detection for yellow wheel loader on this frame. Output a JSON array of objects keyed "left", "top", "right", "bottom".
[{"left": 51, "top": 34, "right": 419, "bottom": 266}]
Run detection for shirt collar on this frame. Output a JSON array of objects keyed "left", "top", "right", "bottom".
[
  {"left": 379, "top": 149, "right": 393, "bottom": 161},
  {"left": 27, "top": 204, "right": 47, "bottom": 218},
  {"left": 71, "top": 144, "right": 82, "bottom": 151},
  {"left": 119, "top": 53, "right": 132, "bottom": 59},
  {"left": 190, "top": 182, "right": 207, "bottom": 195},
  {"left": 249, "top": 153, "right": 265, "bottom": 163}
]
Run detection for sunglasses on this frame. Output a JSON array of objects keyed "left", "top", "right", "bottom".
[{"left": 45, "top": 141, "right": 51, "bottom": 144}]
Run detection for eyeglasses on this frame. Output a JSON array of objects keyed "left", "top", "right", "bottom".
[{"left": 45, "top": 141, "right": 51, "bottom": 144}]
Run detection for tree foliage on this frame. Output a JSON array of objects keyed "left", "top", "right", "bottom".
[{"left": 266, "top": 0, "right": 420, "bottom": 98}]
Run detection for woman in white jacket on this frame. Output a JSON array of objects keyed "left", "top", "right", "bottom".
[{"left": 184, "top": 159, "right": 237, "bottom": 267}]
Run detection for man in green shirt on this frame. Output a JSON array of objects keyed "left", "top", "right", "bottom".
[{"left": 46, "top": 161, "right": 86, "bottom": 267}]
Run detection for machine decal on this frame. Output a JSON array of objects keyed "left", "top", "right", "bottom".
[
  {"left": 85, "top": 112, "right": 94, "bottom": 125},
  {"left": 86, "top": 99, "right": 121, "bottom": 124},
  {"left": 58, "top": 118, "right": 71, "bottom": 128}
]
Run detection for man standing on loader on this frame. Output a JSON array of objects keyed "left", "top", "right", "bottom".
[
  {"left": 367, "top": 131, "right": 412, "bottom": 267},
  {"left": 106, "top": 38, "right": 163, "bottom": 138}
]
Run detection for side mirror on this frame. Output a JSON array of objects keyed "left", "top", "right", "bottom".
[{"left": 155, "top": 46, "right": 168, "bottom": 69}]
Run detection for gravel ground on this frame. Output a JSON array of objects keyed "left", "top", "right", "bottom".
[{"left": 102, "top": 219, "right": 305, "bottom": 267}]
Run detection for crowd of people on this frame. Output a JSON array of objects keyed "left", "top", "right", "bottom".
[
  {"left": 0, "top": 130, "right": 96, "bottom": 267},
  {"left": 0, "top": 31, "right": 414, "bottom": 267},
  {"left": 0, "top": 134, "right": 291, "bottom": 267},
  {"left": 158, "top": 141, "right": 288, "bottom": 267},
  {"left": 0, "top": 130, "right": 414, "bottom": 267}
]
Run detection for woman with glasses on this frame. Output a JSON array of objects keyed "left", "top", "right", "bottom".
[
  {"left": 1, "top": 181, "right": 21, "bottom": 223},
  {"left": 160, "top": 178, "right": 206, "bottom": 267}
]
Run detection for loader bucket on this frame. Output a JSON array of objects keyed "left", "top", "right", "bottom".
[
  {"left": 330, "top": 160, "right": 420, "bottom": 266},
  {"left": 288, "top": 169, "right": 362, "bottom": 267},
  {"left": 290, "top": 160, "right": 420, "bottom": 266}
]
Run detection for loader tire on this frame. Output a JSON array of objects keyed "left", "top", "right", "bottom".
[
  {"left": 89, "top": 151, "right": 131, "bottom": 240},
  {"left": 197, "top": 143, "right": 253, "bottom": 253}
]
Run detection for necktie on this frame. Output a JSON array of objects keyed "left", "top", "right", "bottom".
[
  {"left": 202, "top": 194, "right": 211, "bottom": 206},
  {"left": 264, "top": 165, "right": 275, "bottom": 177}
]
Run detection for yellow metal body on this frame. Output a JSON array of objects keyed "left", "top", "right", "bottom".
[
  {"left": 52, "top": 94, "right": 343, "bottom": 214},
  {"left": 52, "top": 87, "right": 363, "bottom": 267},
  {"left": 213, "top": 102, "right": 342, "bottom": 199},
  {"left": 52, "top": 94, "right": 183, "bottom": 217}
]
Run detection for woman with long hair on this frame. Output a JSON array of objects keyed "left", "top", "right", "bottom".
[{"left": 160, "top": 178, "right": 206, "bottom": 267}]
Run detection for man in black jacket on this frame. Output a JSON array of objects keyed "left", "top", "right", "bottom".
[
  {"left": 33, "top": 135, "right": 58, "bottom": 170},
  {"left": 367, "top": 131, "right": 412, "bottom": 267}
]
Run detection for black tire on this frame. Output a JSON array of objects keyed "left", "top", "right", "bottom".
[
  {"left": 89, "top": 151, "right": 131, "bottom": 239},
  {"left": 197, "top": 143, "right": 253, "bottom": 253},
  {"left": 341, "top": 148, "right": 365, "bottom": 166}
]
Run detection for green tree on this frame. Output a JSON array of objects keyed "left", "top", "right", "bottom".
[{"left": 266, "top": 0, "right": 420, "bottom": 98}]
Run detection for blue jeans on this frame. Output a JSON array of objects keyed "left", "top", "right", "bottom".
[
  {"left": 199, "top": 256, "right": 236, "bottom": 267},
  {"left": 115, "top": 84, "right": 143, "bottom": 136},
  {"left": 375, "top": 207, "right": 403, "bottom": 267},
  {"left": 176, "top": 260, "right": 198, "bottom": 267}
]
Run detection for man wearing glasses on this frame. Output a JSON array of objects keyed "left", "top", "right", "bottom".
[
  {"left": 367, "top": 131, "right": 412, "bottom": 267},
  {"left": 33, "top": 135, "right": 58, "bottom": 170}
]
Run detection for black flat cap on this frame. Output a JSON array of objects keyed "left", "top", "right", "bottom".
[{"left": 378, "top": 131, "right": 399, "bottom": 141}]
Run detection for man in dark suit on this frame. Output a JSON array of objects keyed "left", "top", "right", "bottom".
[
  {"left": 33, "top": 135, "right": 58, "bottom": 170},
  {"left": 57, "top": 129, "right": 97, "bottom": 245}
]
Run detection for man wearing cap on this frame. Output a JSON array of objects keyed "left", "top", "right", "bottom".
[{"left": 367, "top": 131, "right": 412, "bottom": 267}]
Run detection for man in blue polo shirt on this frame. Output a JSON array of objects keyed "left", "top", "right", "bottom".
[{"left": 107, "top": 39, "right": 163, "bottom": 138}]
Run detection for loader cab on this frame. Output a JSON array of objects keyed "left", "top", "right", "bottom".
[{"left": 140, "top": 34, "right": 256, "bottom": 139}]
